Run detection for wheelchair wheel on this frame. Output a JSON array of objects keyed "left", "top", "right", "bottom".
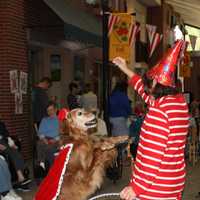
[
  {"left": 106, "top": 142, "right": 126, "bottom": 183},
  {"left": 88, "top": 193, "right": 121, "bottom": 200},
  {"left": 106, "top": 158, "right": 122, "bottom": 183},
  {"left": 116, "top": 146, "right": 123, "bottom": 179}
]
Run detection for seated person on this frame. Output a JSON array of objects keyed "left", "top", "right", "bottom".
[
  {"left": 95, "top": 118, "right": 108, "bottom": 136},
  {"left": 0, "top": 156, "right": 22, "bottom": 200},
  {"left": 92, "top": 110, "right": 108, "bottom": 137},
  {"left": 0, "top": 118, "right": 30, "bottom": 191},
  {"left": 37, "top": 102, "right": 60, "bottom": 169}
]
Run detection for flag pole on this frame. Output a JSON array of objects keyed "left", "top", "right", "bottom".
[{"left": 101, "top": 0, "right": 111, "bottom": 135}]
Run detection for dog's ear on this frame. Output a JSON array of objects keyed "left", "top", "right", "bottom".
[
  {"left": 59, "top": 119, "right": 70, "bottom": 135},
  {"left": 67, "top": 112, "right": 73, "bottom": 123}
]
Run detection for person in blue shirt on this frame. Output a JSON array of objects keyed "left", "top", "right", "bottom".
[
  {"left": 109, "top": 81, "right": 132, "bottom": 136},
  {"left": 37, "top": 102, "right": 59, "bottom": 169}
]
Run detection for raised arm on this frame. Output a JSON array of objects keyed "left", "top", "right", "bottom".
[
  {"left": 112, "top": 57, "right": 135, "bottom": 78},
  {"left": 112, "top": 57, "right": 154, "bottom": 106}
]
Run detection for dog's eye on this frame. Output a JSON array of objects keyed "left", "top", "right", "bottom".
[{"left": 77, "top": 112, "right": 82, "bottom": 116}]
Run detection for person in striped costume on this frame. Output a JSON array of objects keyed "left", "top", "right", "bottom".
[{"left": 113, "top": 40, "right": 189, "bottom": 200}]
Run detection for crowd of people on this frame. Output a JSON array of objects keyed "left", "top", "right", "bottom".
[
  {"left": 0, "top": 76, "right": 105, "bottom": 199},
  {"left": 30, "top": 75, "right": 142, "bottom": 171},
  {"left": 32, "top": 78, "right": 102, "bottom": 171}
]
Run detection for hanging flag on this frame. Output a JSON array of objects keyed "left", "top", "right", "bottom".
[
  {"left": 146, "top": 24, "right": 157, "bottom": 48},
  {"left": 109, "top": 13, "right": 134, "bottom": 62},
  {"left": 180, "top": 50, "right": 191, "bottom": 78},
  {"left": 149, "top": 33, "right": 163, "bottom": 57},
  {"left": 129, "top": 24, "right": 140, "bottom": 46},
  {"left": 179, "top": 41, "right": 189, "bottom": 61},
  {"left": 189, "top": 35, "right": 197, "bottom": 51},
  {"left": 168, "top": 29, "right": 174, "bottom": 46},
  {"left": 34, "top": 144, "right": 73, "bottom": 200},
  {"left": 108, "top": 14, "right": 120, "bottom": 36}
]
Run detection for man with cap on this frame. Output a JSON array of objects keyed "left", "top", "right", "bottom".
[{"left": 113, "top": 39, "right": 189, "bottom": 200}]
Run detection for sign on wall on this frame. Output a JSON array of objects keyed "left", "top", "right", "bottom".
[
  {"left": 10, "top": 70, "right": 18, "bottom": 94},
  {"left": 9, "top": 70, "right": 28, "bottom": 114},
  {"left": 20, "top": 71, "right": 28, "bottom": 94}
]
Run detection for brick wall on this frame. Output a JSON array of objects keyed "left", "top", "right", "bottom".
[
  {"left": 0, "top": 0, "right": 64, "bottom": 159},
  {"left": 0, "top": 0, "right": 31, "bottom": 159},
  {"left": 0, "top": 0, "right": 103, "bottom": 159}
]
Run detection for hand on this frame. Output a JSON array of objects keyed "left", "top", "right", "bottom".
[
  {"left": 0, "top": 144, "right": 6, "bottom": 151},
  {"left": 120, "top": 186, "right": 136, "bottom": 200},
  {"left": 8, "top": 137, "right": 15, "bottom": 147},
  {"left": 149, "top": 79, "right": 157, "bottom": 93},
  {"left": 11, "top": 144, "right": 18, "bottom": 149},
  {"left": 112, "top": 57, "right": 135, "bottom": 78},
  {"left": 41, "top": 138, "right": 48, "bottom": 145},
  {"left": 34, "top": 123, "right": 38, "bottom": 132},
  {"left": 112, "top": 57, "right": 127, "bottom": 71},
  {"left": 48, "top": 139, "right": 56, "bottom": 144}
]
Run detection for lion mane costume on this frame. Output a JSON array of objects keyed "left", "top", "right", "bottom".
[{"left": 35, "top": 108, "right": 128, "bottom": 200}]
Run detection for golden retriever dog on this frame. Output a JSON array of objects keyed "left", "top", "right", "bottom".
[{"left": 58, "top": 108, "right": 128, "bottom": 200}]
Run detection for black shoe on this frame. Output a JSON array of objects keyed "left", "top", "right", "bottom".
[
  {"left": 15, "top": 183, "right": 31, "bottom": 192},
  {"left": 20, "top": 179, "right": 31, "bottom": 185},
  {"left": 34, "top": 165, "right": 47, "bottom": 179},
  {"left": 13, "top": 181, "right": 31, "bottom": 192}
]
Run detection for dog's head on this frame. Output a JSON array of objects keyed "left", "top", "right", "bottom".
[
  {"left": 68, "top": 108, "right": 97, "bottom": 132},
  {"left": 59, "top": 108, "right": 97, "bottom": 137}
]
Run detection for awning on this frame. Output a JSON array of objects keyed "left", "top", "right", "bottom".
[
  {"left": 166, "top": 0, "right": 200, "bottom": 28},
  {"left": 138, "top": 0, "right": 161, "bottom": 6},
  {"left": 64, "top": 23, "right": 102, "bottom": 46},
  {"left": 43, "top": 0, "right": 102, "bottom": 46}
]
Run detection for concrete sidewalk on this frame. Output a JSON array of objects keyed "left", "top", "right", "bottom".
[{"left": 18, "top": 160, "right": 200, "bottom": 200}]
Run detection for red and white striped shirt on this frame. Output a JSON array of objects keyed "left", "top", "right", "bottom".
[{"left": 129, "top": 75, "right": 189, "bottom": 200}]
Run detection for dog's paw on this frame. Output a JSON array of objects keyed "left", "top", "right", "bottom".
[{"left": 100, "top": 141, "right": 115, "bottom": 151}]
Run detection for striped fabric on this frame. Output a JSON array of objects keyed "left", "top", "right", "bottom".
[
  {"left": 108, "top": 14, "right": 120, "bottom": 36},
  {"left": 128, "top": 75, "right": 189, "bottom": 200}
]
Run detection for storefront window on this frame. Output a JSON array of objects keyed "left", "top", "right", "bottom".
[
  {"left": 74, "top": 55, "right": 85, "bottom": 81},
  {"left": 50, "top": 55, "right": 61, "bottom": 81},
  {"left": 185, "top": 25, "right": 200, "bottom": 51}
]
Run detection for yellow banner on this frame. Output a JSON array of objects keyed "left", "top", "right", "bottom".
[{"left": 109, "top": 13, "right": 134, "bottom": 62}]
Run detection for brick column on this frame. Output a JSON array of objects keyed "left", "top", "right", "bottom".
[{"left": 0, "top": 0, "right": 31, "bottom": 158}]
